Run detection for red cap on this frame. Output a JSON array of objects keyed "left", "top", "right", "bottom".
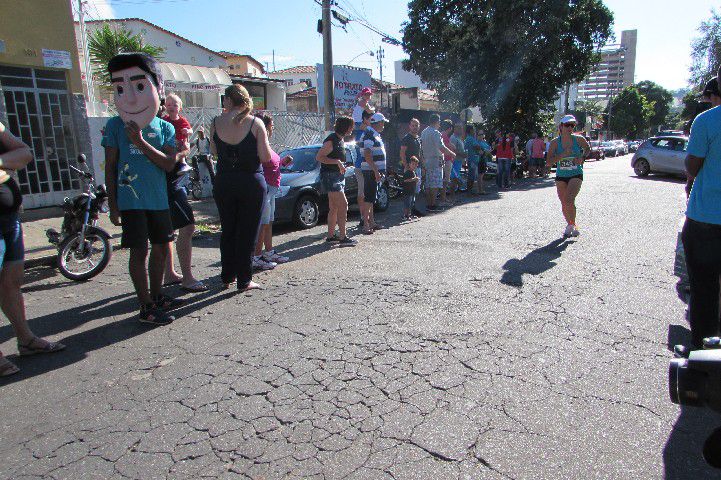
[{"left": 360, "top": 87, "right": 372, "bottom": 96}]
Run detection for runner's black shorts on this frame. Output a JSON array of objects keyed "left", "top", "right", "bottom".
[
  {"left": 555, "top": 174, "right": 583, "bottom": 184},
  {"left": 120, "top": 209, "right": 174, "bottom": 249},
  {"left": 169, "top": 187, "right": 195, "bottom": 230}
]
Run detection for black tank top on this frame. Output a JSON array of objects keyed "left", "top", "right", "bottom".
[
  {"left": 0, "top": 141, "right": 22, "bottom": 215},
  {"left": 213, "top": 116, "right": 262, "bottom": 174}
]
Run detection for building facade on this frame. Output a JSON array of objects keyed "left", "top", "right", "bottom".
[
  {"left": 0, "top": 0, "right": 92, "bottom": 208},
  {"left": 268, "top": 66, "right": 317, "bottom": 89},
  {"left": 393, "top": 60, "right": 428, "bottom": 90},
  {"left": 219, "top": 52, "right": 265, "bottom": 78}
]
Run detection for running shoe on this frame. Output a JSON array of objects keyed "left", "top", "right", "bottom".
[
  {"left": 325, "top": 234, "right": 340, "bottom": 244},
  {"left": 252, "top": 256, "right": 276, "bottom": 270},
  {"left": 140, "top": 304, "right": 175, "bottom": 325},
  {"left": 263, "top": 250, "right": 289, "bottom": 263},
  {"left": 337, "top": 237, "right": 358, "bottom": 247},
  {"left": 563, "top": 224, "right": 574, "bottom": 238},
  {"left": 412, "top": 209, "right": 426, "bottom": 217},
  {"left": 571, "top": 226, "right": 581, "bottom": 237}
]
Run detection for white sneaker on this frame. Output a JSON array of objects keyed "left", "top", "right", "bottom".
[
  {"left": 263, "top": 250, "right": 289, "bottom": 264},
  {"left": 571, "top": 226, "right": 580, "bottom": 237},
  {"left": 252, "top": 256, "right": 276, "bottom": 270},
  {"left": 563, "top": 224, "right": 573, "bottom": 238}
]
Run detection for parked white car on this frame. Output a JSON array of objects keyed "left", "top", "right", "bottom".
[{"left": 630, "top": 136, "right": 688, "bottom": 177}]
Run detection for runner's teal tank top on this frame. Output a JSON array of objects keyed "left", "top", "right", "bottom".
[{"left": 554, "top": 135, "right": 583, "bottom": 178}]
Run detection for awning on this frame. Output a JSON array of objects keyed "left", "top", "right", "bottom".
[{"left": 160, "top": 62, "right": 232, "bottom": 89}]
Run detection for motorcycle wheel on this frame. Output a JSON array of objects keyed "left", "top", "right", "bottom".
[
  {"left": 58, "top": 232, "right": 112, "bottom": 281},
  {"left": 387, "top": 175, "right": 402, "bottom": 200},
  {"left": 190, "top": 180, "right": 203, "bottom": 200}
]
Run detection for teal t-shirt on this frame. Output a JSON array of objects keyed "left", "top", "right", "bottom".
[
  {"left": 101, "top": 116, "right": 175, "bottom": 211},
  {"left": 464, "top": 136, "right": 481, "bottom": 165},
  {"left": 687, "top": 106, "right": 721, "bottom": 225},
  {"left": 554, "top": 135, "right": 583, "bottom": 178}
]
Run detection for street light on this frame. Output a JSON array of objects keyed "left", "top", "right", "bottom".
[{"left": 346, "top": 50, "right": 374, "bottom": 66}]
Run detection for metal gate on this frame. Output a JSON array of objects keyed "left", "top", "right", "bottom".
[{"left": 0, "top": 66, "right": 81, "bottom": 209}]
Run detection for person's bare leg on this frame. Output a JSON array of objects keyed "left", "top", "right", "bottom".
[
  {"left": 564, "top": 178, "right": 583, "bottom": 225},
  {"left": 0, "top": 262, "right": 35, "bottom": 344},
  {"left": 129, "top": 247, "right": 152, "bottom": 305},
  {"left": 334, "top": 192, "right": 348, "bottom": 238},
  {"left": 327, "top": 194, "right": 338, "bottom": 238},
  {"left": 254, "top": 224, "right": 268, "bottom": 256},
  {"left": 164, "top": 240, "right": 182, "bottom": 284},
  {"left": 263, "top": 223, "right": 273, "bottom": 252},
  {"left": 176, "top": 223, "right": 198, "bottom": 286},
  {"left": 148, "top": 243, "right": 169, "bottom": 298},
  {"left": 555, "top": 181, "right": 572, "bottom": 225},
  {"left": 368, "top": 203, "right": 375, "bottom": 228}
]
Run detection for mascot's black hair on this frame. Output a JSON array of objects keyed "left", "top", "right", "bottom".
[{"left": 107, "top": 52, "right": 163, "bottom": 92}]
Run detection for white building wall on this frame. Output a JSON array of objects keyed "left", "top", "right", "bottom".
[
  {"left": 267, "top": 71, "right": 316, "bottom": 88},
  {"left": 394, "top": 60, "right": 428, "bottom": 89}
]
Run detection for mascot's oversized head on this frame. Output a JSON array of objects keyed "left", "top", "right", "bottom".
[{"left": 107, "top": 52, "right": 164, "bottom": 129}]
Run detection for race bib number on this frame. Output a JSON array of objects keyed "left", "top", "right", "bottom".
[{"left": 558, "top": 157, "right": 576, "bottom": 170}]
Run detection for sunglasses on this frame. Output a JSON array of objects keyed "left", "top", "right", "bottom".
[{"left": 562, "top": 123, "right": 576, "bottom": 128}]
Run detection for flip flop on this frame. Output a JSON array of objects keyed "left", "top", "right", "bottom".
[
  {"left": 181, "top": 281, "right": 209, "bottom": 293},
  {"left": 0, "top": 357, "right": 19, "bottom": 377},
  {"left": 17, "top": 337, "right": 66, "bottom": 356}
]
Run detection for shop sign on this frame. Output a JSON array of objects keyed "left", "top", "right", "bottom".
[{"left": 164, "top": 81, "right": 222, "bottom": 91}]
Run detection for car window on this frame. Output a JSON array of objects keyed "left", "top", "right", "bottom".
[
  {"left": 670, "top": 139, "right": 687, "bottom": 151},
  {"left": 652, "top": 139, "right": 672, "bottom": 149},
  {"left": 279, "top": 147, "right": 321, "bottom": 172}
]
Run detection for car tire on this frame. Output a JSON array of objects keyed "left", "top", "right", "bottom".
[
  {"left": 634, "top": 158, "right": 651, "bottom": 177},
  {"left": 293, "top": 194, "right": 320, "bottom": 229}
]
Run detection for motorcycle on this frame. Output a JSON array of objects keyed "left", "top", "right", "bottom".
[{"left": 46, "top": 154, "right": 112, "bottom": 281}]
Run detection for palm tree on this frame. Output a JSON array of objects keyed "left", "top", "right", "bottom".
[{"left": 87, "top": 23, "right": 165, "bottom": 88}]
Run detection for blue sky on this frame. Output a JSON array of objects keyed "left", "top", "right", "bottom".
[{"left": 87, "top": 0, "right": 719, "bottom": 90}]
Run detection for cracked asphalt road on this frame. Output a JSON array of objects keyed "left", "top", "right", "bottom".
[{"left": 0, "top": 155, "right": 715, "bottom": 479}]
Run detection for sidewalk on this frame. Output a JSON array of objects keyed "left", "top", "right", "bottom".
[{"left": 21, "top": 198, "right": 220, "bottom": 267}]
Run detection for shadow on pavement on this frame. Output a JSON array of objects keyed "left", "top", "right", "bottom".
[
  {"left": 501, "top": 238, "right": 572, "bottom": 286},
  {"left": 667, "top": 324, "right": 692, "bottom": 354},
  {"left": 0, "top": 286, "right": 235, "bottom": 385},
  {"left": 663, "top": 406, "right": 721, "bottom": 479},
  {"left": 632, "top": 174, "right": 685, "bottom": 184}
]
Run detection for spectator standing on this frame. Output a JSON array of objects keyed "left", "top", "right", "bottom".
[
  {"left": 399, "top": 118, "right": 424, "bottom": 216},
  {"left": 316, "top": 116, "right": 357, "bottom": 246},
  {"left": 360, "top": 113, "right": 389, "bottom": 234},
  {"left": 476, "top": 130, "right": 492, "bottom": 194},
  {"left": 162, "top": 93, "right": 207, "bottom": 293},
  {"left": 210, "top": 84, "right": 273, "bottom": 292},
  {"left": 464, "top": 125, "right": 481, "bottom": 194},
  {"left": 352, "top": 87, "right": 375, "bottom": 132},
  {"left": 103, "top": 53, "right": 183, "bottom": 325},
  {"left": 402, "top": 156, "right": 420, "bottom": 220},
  {"left": 529, "top": 133, "right": 546, "bottom": 179},
  {"left": 253, "top": 112, "right": 291, "bottom": 268},
  {"left": 419, "top": 114, "right": 455, "bottom": 211},
  {"left": 686, "top": 78, "right": 721, "bottom": 197},
  {"left": 449, "top": 123, "right": 467, "bottom": 200},
  {"left": 355, "top": 110, "right": 373, "bottom": 230},
  {"left": 682, "top": 70, "right": 721, "bottom": 349},
  {"left": 194, "top": 127, "right": 215, "bottom": 186},
  {"left": 0, "top": 122, "right": 65, "bottom": 376},
  {"left": 494, "top": 131, "right": 515, "bottom": 190},
  {"left": 440, "top": 119, "right": 455, "bottom": 205}
]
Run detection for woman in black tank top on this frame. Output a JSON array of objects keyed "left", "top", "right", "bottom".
[
  {"left": 210, "top": 85, "right": 274, "bottom": 291},
  {"left": 0, "top": 122, "right": 65, "bottom": 377}
]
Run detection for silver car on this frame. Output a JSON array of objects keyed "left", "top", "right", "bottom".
[{"left": 630, "top": 136, "right": 688, "bottom": 177}]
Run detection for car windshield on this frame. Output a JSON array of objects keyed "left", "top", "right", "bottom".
[
  {"left": 601, "top": 142, "right": 613, "bottom": 147},
  {"left": 279, "top": 147, "right": 321, "bottom": 173}
]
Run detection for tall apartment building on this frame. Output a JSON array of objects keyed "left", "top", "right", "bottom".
[{"left": 556, "top": 29, "right": 637, "bottom": 113}]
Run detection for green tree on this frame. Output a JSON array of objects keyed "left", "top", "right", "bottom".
[
  {"left": 690, "top": 9, "right": 721, "bottom": 88},
  {"left": 401, "top": 0, "right": 614, "bottom": 134},
  {"left": 87, "top": 23, "right": 165, "bottom": 88},
  {"left": 608, "top": 86, "right": 654, "bottom": 138},
  {"left": 635, "top": 80, "right": 673, "bottom": 128}
]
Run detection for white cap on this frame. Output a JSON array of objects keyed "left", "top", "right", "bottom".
[
  {"left": 370, "top": 112, "right": 388, "bottom": 123},
  {"left": 560, "top": 114, "right": 577, "bottom": 124}
]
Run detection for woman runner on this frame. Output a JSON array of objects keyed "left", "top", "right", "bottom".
[{"left": 546, "top": 115, "right": 590, "bottom": 238}]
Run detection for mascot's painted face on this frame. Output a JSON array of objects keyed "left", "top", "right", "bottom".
[{"left": 111, "top": 66, "right": 160, "bottom": 129}]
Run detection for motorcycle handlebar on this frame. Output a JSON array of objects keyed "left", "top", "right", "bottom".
[{"left": 69, "top": 164, "right": 93, "bottom": 180}]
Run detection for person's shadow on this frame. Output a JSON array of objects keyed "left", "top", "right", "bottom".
[{"left": 501, "top": 238, "right": 571, "bottom": 287}]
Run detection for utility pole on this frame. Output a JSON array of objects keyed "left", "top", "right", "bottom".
[
  {"left": 272, "top": 50, "right": 276, "bottom": 71},
  {"left": 77, "top": 0, "right": 95, "bottom": 113},
  {"left": 321, "top": 0, "right": 334, "bottom": 130},
  {"left": 376, "top": 46, "right": 384, "bottom": 108}
]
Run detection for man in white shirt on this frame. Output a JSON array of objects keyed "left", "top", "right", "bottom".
[{"left": 352, "top": 87, "right": 375, "bottom": 128}]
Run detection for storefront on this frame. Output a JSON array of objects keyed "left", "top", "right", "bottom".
[
  {"left": 230, "top": 76, "right": 286, "bottom": 111},
  {"left": 160, "top": 62, "right": 232, "bottom": 109}
]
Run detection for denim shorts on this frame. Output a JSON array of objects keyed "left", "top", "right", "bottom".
[
  {"left": 450, "top": 159, "right": 463, "bottom": 180},
  {"left": 320, "top": 171, "right": 345, "bottom": 194},
  {"left": 0, "top": 213, "right": 24, "bottom": 265},
  {"left": 260, "top": 185, "right": 279, "bottom": 224}
]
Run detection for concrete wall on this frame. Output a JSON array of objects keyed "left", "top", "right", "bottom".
[
  {"left": 0, "top": 0, "right": 83, "bottom": 94},
  {"left": 394, "top": 60, "right": 428, "bottom": 89},
  {"left": 268, "top": 71, "right": 316, "bottom": 88}
]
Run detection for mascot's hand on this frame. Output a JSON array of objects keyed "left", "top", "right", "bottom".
[{"left": 125, "top": 121, "right": 144, "bottom": 147}]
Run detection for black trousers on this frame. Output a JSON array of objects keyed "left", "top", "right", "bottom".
[
  {"left": 682, "top": 217, "right": 721, "bottom": 348},
  {"left": 214, "top": 170, "right": 266, "bottom": 288}
]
